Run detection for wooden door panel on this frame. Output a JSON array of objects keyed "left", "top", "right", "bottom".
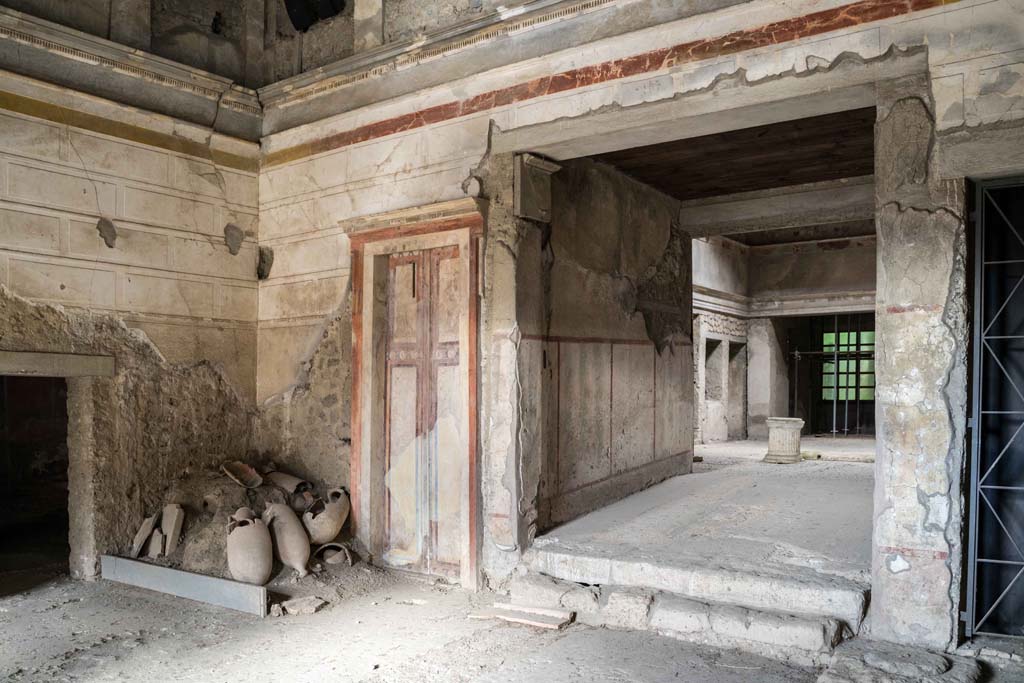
[
  {"left": 434, "top": 253, "right": 462, "bottom": 345},
  {"left": 384, "top": 252, "right": 427, "bottom": 570},
  {"left": 383, "top": 244, "right": 466, "bottom": 579},
  {"left": 432, "top": 363, "right": 464, "bottom": 573},
  {"left": 390, "top": 261, "right": 419, "bottom": 344},
  {"left": 385, "top": 364, "right": 421, "bottom": 567}
]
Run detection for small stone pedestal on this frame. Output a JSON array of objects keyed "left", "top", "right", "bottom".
[{"left": 763, "top": 417, "right": 804, "bottom": 464}]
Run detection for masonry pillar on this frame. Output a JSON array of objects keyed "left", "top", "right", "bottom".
[
  {"left": 871, "top": 75, "right": 968, "bottom": 650},
  {"left": 354, "top": 0, "right": 384, "bottom": 53},
  {"left": 747, "top": 318, "right": 788, "bottom": 438}
]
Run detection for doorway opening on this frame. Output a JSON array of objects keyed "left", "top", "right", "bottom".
[
  {"left": 789, "top": 313, "right": 876, "bottom": 437},
  {"left": 525, "top": 106, "right": 878, "bottom": 644},
  {"left": 0, "top": 375, "right": 69, "bottom": 593}
]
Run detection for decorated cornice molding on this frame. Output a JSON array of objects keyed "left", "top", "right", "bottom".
[
  {"left": 259, "top": 0, "right": 619, "bottom": 110},
  {"left": 0, "top": 7, "right": 261, "bottom": 139}
]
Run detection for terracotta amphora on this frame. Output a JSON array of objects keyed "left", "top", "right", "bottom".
[
  {"left": 226, "top": 508, "right": 272, "bottom": 585},
  {"left": 302, "top": 488, "right": 351, "bottom": 545},
  {"left": 261, "top": 503, "right": 310, "bottom": 577}
]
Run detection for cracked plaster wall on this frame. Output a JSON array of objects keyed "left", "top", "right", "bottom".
[
  {"left": 383, "top": 0, "right": 494, "bottom": 44},
  {"left": 0, "top": 83, "right": 260, "bottom": 401},
  {"left": 514, "top": 158, "right": 694, "bottom": 537},
  {"left": 254, "top": 294, "right": 353, "bottom": 494},
  {"left": 263, "top": 0, "right": 355, "bottom": 84},
  {"left": 0, "top": 286, "right": 252, "bottom": 578}
]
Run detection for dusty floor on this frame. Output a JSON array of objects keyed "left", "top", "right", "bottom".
[
  {"left": 0, "top": 563, "right": 819, "bottom": 683},
  {"left": 696, "top": 437, "right": 876, "bottom": 464},
  {"left": 539, "top": 440, "right": 874, "bottom": 584}
]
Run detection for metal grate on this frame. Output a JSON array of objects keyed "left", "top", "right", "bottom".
[{"left": 967, "top": 176, "right": 1024, "bottom": 638}]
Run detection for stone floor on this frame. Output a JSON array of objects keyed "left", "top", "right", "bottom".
[
  {"left": 538, "top": 440, "right": 875, "bottom": 584},
  {"left": 696, "top": 436, "right": 876, "bottom": 464},
  {"left": 0, "top": 565, "right": 818, "bottom": 682}
]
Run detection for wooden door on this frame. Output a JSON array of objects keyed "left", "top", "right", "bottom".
[{"left": 383, "top": 245, "right": 465, "bottom": 578}]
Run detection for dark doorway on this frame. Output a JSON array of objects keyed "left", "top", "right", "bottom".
[
  {"left": 967, "top": 177, "right": 1024, "bottom": 638},
  {"left": 0, "top": 376, "right": 69, "bottom": 592}
]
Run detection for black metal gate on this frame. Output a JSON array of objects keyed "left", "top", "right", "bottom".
[{"left": 967, "top": 177, "right": 1024, "bottom": 638}]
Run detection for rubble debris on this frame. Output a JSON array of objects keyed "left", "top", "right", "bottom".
[
  {"left": 314, "top": 542, "right": 353, "bottom": 566},
  {"left": 280, "top": 596, "right": 327, "bottom": 616},
  {"left": 161, "top": 504, "right": 185, "bottom": 555},
  {"left": 131, "top": 514, "right": 160, "bottom": 559},
  {"left": 470, "top": 603, "right": 574, "bottom": 630},
  {"left": 146, "top": 529, "right": 165, "bottom": 559},
  {"left": 226, "top": 508, "right": 273, "bottom": 586},
  {"left": 221, "top": 461, "right": 263, "bottom": 489},
  {"left": 262, "top": 503, "right": 311, "bottom": 577},
  {"left": 302, "top": 488, "right": 350, "bottom": 545}
]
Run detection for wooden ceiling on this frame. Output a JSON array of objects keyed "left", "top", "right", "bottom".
[
  {"left": 726, "top": 219, "right": 876, "bottom": 246},
  {"left": 591, "top": 107, "right": 876, "bottom": 201}
]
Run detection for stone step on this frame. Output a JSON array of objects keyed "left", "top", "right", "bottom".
[
  {"left": 510, "top": 571, "right": 852, "bottom": 667},
  {"left": 528, "top": 545, "right": 869, "bottom": 628}
]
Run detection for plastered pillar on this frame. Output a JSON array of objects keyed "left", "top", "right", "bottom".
[
  {"left": 478, "top": 153, "right": 529, "bottom": 584},
  {"left": 871, "top": 75, "right": 968, "bottom": 651},
  {"left": 746, "top": 318, "right": 788, "bottom": 438}
]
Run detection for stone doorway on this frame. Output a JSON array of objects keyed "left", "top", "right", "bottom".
[{"left": 0, "top": 375, "right": 69, "bottom": 593}]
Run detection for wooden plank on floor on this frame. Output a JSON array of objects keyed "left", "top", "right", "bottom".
[
  {"left": 101, "top": 555, "right": 267, "bottom": 617},
  {"left": 469, "top": 605, "right": 574, "bottom": 629}
]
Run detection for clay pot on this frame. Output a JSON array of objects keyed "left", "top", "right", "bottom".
[
  {"left": 226, "top": 516, "right": 272, "bottom": 585},
  {"left": 266, "top": 470, "right": 312, "bottom": 494},
  {"left": 232, "top": 507, "right": 255, "bottom": 522},
  {"left": 221, "top": 461, "right": 263, "bottom": 489},
  {"left": 261, "top": 503, "right": 310, "bottom": 577},
  {"left": 263, "top": 469, "right": 314, "bottom": 512},
  {"left": 290, "top": 489, "right": 316, "bottom": 515},
  {"left": 314, "top": 542, "right": 352, "bottom": 566},
  {"left": 302, "top": 488, "right": 350, "bottom": 545}
]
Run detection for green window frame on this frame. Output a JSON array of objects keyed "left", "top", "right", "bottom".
[{"left": 822, "top": 330, "right": 875, "bottom": 401}]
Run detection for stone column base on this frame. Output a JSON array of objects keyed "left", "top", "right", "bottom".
[{"left": 763, "top": 417, "right": 804, "bottom": 464}]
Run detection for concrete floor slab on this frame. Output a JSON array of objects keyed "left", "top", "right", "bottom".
[{"left": 535, "top": 443, "right": 874, "bottom": 585}]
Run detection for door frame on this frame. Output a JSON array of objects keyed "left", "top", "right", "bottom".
[{"left": 349, "top": 200, "right": 483, "bottom": 589}]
